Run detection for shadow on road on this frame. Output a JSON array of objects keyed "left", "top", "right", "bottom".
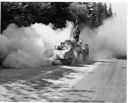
[
  {"left": 0, "top": 59, "right": 99, "bottom": 102},
  {"left": 0, "top": 59, "right": 97, "bottom": 84},
  {"left": 0, "top": 65, "right": 81, "bottom": 102}
]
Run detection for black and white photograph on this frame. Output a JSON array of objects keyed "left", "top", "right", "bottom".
[{"left": 0, "top": 1, "right": 127, "bottom": 102}]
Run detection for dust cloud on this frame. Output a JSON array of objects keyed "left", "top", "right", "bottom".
[
  {"left": 79, "top": 2, "right": 127, "bottom": 60},
  {"left": 0, "top": 22, "right": 73, "bottom": 68},
  {"left": 0, "top": 2, "right": 126, "bottom": 68}
]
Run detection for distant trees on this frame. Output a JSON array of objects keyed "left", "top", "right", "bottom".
[
  {"left": 107, "top": 4, "right": 113, "bottom": 17},
  {"left": 86, "top": 2, "right": 113, "bottom": 28},
  {"left": 1, "top": 2, "right": 113, "bottom": 33}
]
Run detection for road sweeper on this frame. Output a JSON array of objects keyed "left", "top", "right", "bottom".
[{"left": 51, "top": 18, "right": 89, "bottom": 65}]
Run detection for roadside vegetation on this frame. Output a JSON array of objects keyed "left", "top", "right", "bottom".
[{"left": 1, "top": 2, "right": 113, "bottom": 33}]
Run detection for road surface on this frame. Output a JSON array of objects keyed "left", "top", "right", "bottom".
[{"left": 0, "top": 59, "right": 126, "bottom": 103}]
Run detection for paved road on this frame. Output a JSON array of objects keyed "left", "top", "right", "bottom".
[
  {"left": 61, "top": 59, "right": 126, "bottom": 103},
  {"left": 0, "top": 59, "right": 126, "bottom": 102}
]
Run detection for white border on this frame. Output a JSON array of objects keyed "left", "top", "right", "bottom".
[
  {"left": 0, "top": 0, "right": 127, "bottom": 2},
  {"left": 0, "top": 1, "right": 127, "bottom": 103}
]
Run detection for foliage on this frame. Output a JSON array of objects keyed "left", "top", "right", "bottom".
[{"left": 1, "top": 2, "right": 113, "bottom": 32}]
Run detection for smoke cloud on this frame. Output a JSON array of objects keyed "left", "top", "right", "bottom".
[
  {"left": 0, "top": 2, "right": 126, "bottom": 68},
  {"left": 79, "top": 2, "right": 127, "bottom": 60},
  {"left": 0, "top": 22, "right": 73, "bottom": 68}
]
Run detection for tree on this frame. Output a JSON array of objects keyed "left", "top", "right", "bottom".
[
  {"left": 107, "top": 4, "right": 113, "bottom": 17},
  {"left": 104, "top": 3, "right": 108, "bottom": 17},
  {"left": 1, "top": 2, "right": 113, "bottom": 33}
]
